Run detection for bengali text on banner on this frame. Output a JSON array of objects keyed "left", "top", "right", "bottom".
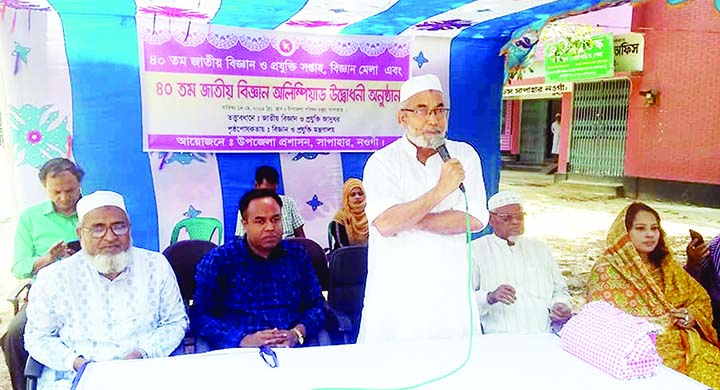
[{"left": 138, "top": 20, "right": 411, "bottom": 153}]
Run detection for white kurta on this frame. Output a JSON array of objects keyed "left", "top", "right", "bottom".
[
  {"left": 358, "top": 136, "right": 488, "bottom": 343},
  {"left": 25, "top": 247, "right": 189, "bottom": 390},
  {"left": 472, "top": 235, "right": 571, "bottom": 334}
]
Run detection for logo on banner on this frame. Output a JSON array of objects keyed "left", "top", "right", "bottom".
[{"left": 277, "top": 38, "right": 297, "bottom": 56}]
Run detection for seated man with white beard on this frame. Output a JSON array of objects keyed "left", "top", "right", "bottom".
[
  {"left": 472, "top": 191, "right": 572, "bottom": 334},
  {"left": 25, "top": 190, "right": 188, "bottom": 389}
]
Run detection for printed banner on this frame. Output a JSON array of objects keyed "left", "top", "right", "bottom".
[
  {"left": 138, "top": 20, "right": 411, "bottom": 152},
  {"left": 502, "top": 82, "right": 573, "bottom": 99},
  {"left": 544, "top": 34, "right": 614, "bottom": 83}
]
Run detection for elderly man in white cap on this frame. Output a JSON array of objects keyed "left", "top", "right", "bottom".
[
  {"left": 24, "top": 190, "right": 188, "bottom": 389},
  {"left": 471, "top": 191, "right": 572, "bottom": 334},
  {"left": 359, "top": 74, "right": 488, "bottom": 343}
]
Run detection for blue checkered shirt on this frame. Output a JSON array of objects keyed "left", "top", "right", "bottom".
[{"left": 191, "top": 237, "right": 325, "bottom": 349}]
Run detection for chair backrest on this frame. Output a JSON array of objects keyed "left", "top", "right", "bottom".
[
  {"left": 327, "top": 222, "right": 335, "bottom": 252},
  {"left": 170, "top": 217, "right": 223, "bottom": 245},
  {"left": 285, "top": 237, "right": 330, "bottom": 291},
  {"left": 162, "top": 240, "right": 217, "bottom": 302},
  {"left": 328, "top": 245, "right": 368, "bottom": 342}
]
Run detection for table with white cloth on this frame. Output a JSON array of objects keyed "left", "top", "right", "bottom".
[{"left": 75, "top": 334, "right": 710, "bottom": 390}]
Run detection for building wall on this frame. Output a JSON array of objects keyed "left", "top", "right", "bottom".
[
  {"left": 626, "top": 0, "right": 720, "bottom": 185},
  {"left": 563, "top": 3, "right": 633, "bottom": 33}
]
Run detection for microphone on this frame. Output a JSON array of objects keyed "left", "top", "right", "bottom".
[{"left": 430, "top": 137, "right": 466, "bottom": 193}]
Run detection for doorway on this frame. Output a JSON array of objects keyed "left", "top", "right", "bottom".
[{"left": 519, "top": 99, "right": 561, "bottom": 164}]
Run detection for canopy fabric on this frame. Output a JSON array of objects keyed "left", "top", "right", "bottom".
[{"left": 1, "top": 0, "right": 678, "bottom": 250}]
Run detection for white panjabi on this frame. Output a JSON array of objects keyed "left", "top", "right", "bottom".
[
  {"left": 359, "top": 136, "right": 489, "bottom": 343},
  {"left": 472, "top": 235, "right": 572, "bottom": 334},
  {"left": 24, "top": 247, "right": 188, "bottom": 388}
]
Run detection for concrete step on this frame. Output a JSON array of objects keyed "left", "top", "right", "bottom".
[
  {"left": 501, "top": 170, "right": 555, "bottom": 187},
  {"left": 501, "top": 161, "right": 557, "bottom": 173},
  {"left": 556, "top": 180, "right": 624, "bottom": 197}
]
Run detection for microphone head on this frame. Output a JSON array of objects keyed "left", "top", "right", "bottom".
[{"left": 430, "top": 135, "right": 452, "bottom": 162}]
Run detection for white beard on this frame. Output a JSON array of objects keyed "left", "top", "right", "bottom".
[
  {"left": 86, "top": 249, "right": 131, "bottom": 275},
  {"left": 406, "top": 131, "right": 433, "bottom": 148},
  {"left": 506, "top": 234, "right": 523, "bottom": 246}
]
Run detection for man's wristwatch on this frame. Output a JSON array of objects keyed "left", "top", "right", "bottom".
[{"left": 291, "top": 327, "right": 304, "bottom": 345}]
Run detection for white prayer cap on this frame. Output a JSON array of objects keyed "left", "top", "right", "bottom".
[
  {"left": 77, "top": 190, "right": 127, "bottom": 223},
  {"left": 487, "top": 191, "right": 523, "bottom": 211},
  {"left": 400, "top": 74, "right": 443, "bottom": 103}
]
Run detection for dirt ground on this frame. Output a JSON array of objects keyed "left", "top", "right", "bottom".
[
  {"left": 0, "top": 163, "right": 718, "bottom": 389},
  {"left": 500, "top": 170, "right": 720, "bottom": 309}
]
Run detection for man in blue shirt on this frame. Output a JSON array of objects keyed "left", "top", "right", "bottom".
[{"left": 191, "top": 189, "right": 325, "bottom": 349}]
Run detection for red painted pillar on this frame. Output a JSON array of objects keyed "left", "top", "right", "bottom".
[
  {"left": 500, "top": 100, "right": 513, "bottom": 151},
  {"left": 510, "top": 100, "right": 521, "bottom": 155}
]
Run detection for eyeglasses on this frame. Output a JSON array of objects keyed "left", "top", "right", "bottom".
[
  {"left": 400, "top": 107, "right": 450, "bottom": 118},
  {"left": 81, "top": 222, "right": 130, "bottom": 238},
  {"left": 259, "top": 346, "right": 278, "bottom": 368},
  {"left": 490, "top": 212, "right": 526, "bottom": 223}
]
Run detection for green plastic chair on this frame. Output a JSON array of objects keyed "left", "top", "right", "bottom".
[{"left": 170, "top": 217, "right": 223, "bottom": 245}]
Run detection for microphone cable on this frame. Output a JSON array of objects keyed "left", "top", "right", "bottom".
[{"left": 314, "top": 190, "right": 475, "bottom": 390}]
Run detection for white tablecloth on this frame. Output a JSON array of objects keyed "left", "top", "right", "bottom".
[{"left": 76, "top": 334, "right": 709, "bottom": 390}]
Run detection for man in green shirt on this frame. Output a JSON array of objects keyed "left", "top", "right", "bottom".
[{"left": 2, "top": 157, "right": 84, "bottom": 390}]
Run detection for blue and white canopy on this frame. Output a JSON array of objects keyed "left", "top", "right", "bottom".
[{"left": 1, "top": 0, "right": 661, "bottom": 250}]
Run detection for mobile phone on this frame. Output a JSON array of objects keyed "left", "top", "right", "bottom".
[
  {"left": 689, "top": 229, "right": 704, "bottom": 245},
  {"left": 66, "top": 240, "right": 82, "bottom": 252}
]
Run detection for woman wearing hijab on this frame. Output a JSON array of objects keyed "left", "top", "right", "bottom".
[
  {"left": 330, "top": 178, "right": 369, "bottom": 250},
  {"left": 586, "top": 202, "right": 720, "bottom": 388}
]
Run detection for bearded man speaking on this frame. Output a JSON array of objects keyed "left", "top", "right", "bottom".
[
  {"left": 25, "top": 190, "right": 188, "bottom": 390},
  {"left": 358, "top": 74, "right": 489, "bottom": 343}
]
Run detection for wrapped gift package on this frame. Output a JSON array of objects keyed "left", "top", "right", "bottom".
[{"left": 560, "top": 300, "right": 663, "bottom": 380}]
